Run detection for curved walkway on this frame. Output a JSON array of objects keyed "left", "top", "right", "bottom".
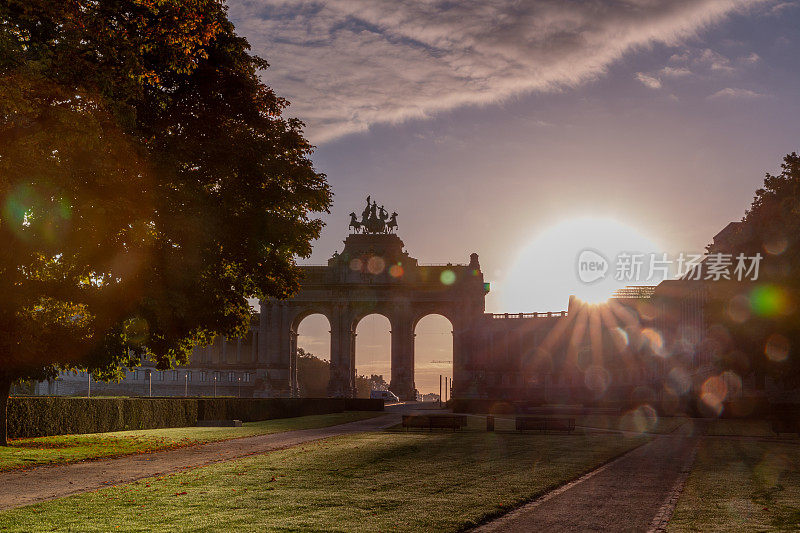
[
  {"left": 0, "top": 413, "right": 400, "bottom": 511},
  {"left": 474, "top": 420, "right": 702, "bottom": 532}
]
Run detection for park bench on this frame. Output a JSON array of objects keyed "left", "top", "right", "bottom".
[
  {"left": 516, "top": 416, "right": 575, "bottom": 433},
  {"left": 402, "top": 414, "right": 467, "bottom": 431}
]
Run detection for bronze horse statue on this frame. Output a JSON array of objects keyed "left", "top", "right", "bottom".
[
  {"left": 349, "top": 212, "right": 362, "bottom": 233},
  {"left": 351, "top": 196, "right": 399, "bottom": 234},
  {"left": 386, "top": 212, "right": 398, "bottom": 233}
]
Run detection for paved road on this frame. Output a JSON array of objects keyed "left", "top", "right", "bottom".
[
  {"left": 475, "top": 421, "right": 701, "bottom": 533},
  {"left": 0, "top": 413, "right": 400, "bottom": 511}
]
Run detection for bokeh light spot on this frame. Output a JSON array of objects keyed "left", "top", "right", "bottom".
[
  {"left": 620, "top": 404, "right": 658, "bottom": 434},
  {"left": 367, "top": 256, "right": 386, "bottom": 275},
  {"left": 763, "top": 235, "right": 788, "bottom": 255},
  {"left": 726, "top": 295, "right": 750, "bottom": 323},
  {"left": 749, "top": 285, "right": 790, "bottom": 317},
  {"left": 611, "top": 327, "right": 629, "bottom": 347},
  {"left": 764, "top": 333, "right": 790, "bottom": 362},
  {"left": 584, "top": 365, "right": 611, "bottom": 394},
  {"left": 700, "top": 375, "right": 728, "bottom": 416},
  {"left": 666, "top": 366, "right": 691, "bottom": 396},
  {"left": 641, "top": 328, "right": 666, "bottom": 357},
  {"left": 440, "top": 269, "right": 456, "bottom": 285}
]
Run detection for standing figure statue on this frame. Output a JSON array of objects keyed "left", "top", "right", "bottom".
[{"left": 360, "top": 196, "right": 371, "bottom": 230}]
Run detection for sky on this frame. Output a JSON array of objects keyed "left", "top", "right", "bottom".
[{"left": 228, "top": 0, "right": 800, "bottom": 393}]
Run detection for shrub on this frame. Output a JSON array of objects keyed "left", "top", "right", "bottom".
[{"left": 7, "top": 397, "right": 383, "bottom": 439}]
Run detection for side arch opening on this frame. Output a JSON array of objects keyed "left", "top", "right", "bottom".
[
  {"left": 353, "top": 313, "right": 392, "bottom": 399},
  {"left": 414, "top": 314, "right": 454, "bottom": 403},
  {"left": 294, "top": 313, "right": 331, "bottom": 397}
]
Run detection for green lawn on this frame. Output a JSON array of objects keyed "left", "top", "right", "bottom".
[
  {"left": 478, "top": 413, "right": 686, "bottom": 434},
  {"left": 669, "top": 437, "right": 800, "bottom": 532},
  {"left": 0, "top": 431, "right": 647, "bottom": 532},
  {"left": 574, "top": 413, "right": 686, "bottom": 434},
  {"left": 0, "top": 411, "right": 382, "bottom": 472}
]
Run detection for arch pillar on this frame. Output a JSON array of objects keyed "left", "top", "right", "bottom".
[
  {"left": 257, "top": 301, "right": 294, "bottom": 397},
  {"left": 328, "top": 306, "right": 356, "bottom": 398},
  {"left": 451, "top": 316, "right": 475, "bottom": 399},
  {"left": 390, "top": 314, "right": 416, "bottom": 401},
  {"left": 289, "top": 331, "right": 299, "bottom": 398}
]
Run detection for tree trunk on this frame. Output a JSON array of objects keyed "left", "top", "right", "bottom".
[{"left": 0, "top": 377, "right": 11, "bottom": 446}]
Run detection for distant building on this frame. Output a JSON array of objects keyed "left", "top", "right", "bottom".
[{"left": 36, "top": 316, "right": 261, "bottom": 397}]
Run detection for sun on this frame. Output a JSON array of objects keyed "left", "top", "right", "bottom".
[{"left": 501, "top": 217, "right": 664, "bottom": 312}]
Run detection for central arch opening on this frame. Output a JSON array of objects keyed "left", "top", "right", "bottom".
[
  {"left": 295, "top": 313, "right": 331, "bottom": 397},
  {"left": 354, "top": 314, "right": 391, "bottom": 398},
  {"left": 415, "top": 314, "right": 453, "bottom": 403}
]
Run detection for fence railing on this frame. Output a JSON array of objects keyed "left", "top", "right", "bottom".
[{"left": 488, "top": 311, "right": 568, "bottom": 319}]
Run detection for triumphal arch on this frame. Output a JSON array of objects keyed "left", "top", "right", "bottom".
[{"left": 258, "top": 196, "right": 489, "bottom": 400}]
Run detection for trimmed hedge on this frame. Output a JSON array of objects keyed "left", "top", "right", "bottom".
[
  {"left": 7, "top": 397, "right": 383, "bottom": 439},
  {"left": 7, "top": 397, "right": 198, "bottom": 439},
  {"left": 196, "top": 398, "right": 383, "bottom": 422}
]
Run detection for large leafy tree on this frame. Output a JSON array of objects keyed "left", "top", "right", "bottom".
[
  {"left": 0, "top": 0, "right": 331, "bottom": 444},
  {"left": 708, "top": 153, "right": 800, "bottom": 388}
]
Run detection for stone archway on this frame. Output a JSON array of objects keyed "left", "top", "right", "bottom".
[
  {"left": 352, "top": 313, "right": 392, "bottom": 398},
  {"left": 293, "top": 312, "right": 332, "bottom": 397},
  {"left": 258, "top": 231, "right": 488, "bottom": 400},
  {"left": 413, "top": 313, "right": 455, "bottom": 399}
]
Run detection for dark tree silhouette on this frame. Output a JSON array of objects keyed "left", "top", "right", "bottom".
[
  {"left": 296, "top": 348, "right": 382, "bottom": 398},
  {"left": 0, "top": 0, "right": 331, "bottom": 444},
  {"left": 296, "top": 349, "right": 330, "bottom": 398},
  {"left": 707, "top": 153, "right": 800, "bottom": 388}
]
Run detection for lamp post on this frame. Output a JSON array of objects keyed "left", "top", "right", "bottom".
[
  {"left": 238, "top": 376, "right": 242, "bottom": 399},
  {"left": 87, "top": 372, "right": 91, "bottom": 398},
  {"left": 147, "top": 370, "right": 152, "bottom": 397},
  {"left": 184, "top": 372, "right": 188, "bottom": 397},
  {"left": 213, "top": 374, "right": 217, "bottom": 398}
]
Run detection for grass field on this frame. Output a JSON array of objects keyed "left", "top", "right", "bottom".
[
  {"left": 0, "top": 430, "right": 647, "bottom": 532},
  {"left": 476, "top": 412, "right": 686, "bottom": 435},
  {"left": 574, "top": 413, "right": 686, "bottom": 434},
  {"left": 0, "top": 411, "right": 382, "bottom": 472},
  {"left": 669, "top": 437, "right": 800, "bottom": 532}
]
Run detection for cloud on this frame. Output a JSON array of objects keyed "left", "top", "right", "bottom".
[
  {"left": 636, "top": 72, "right": 662, "bottom": 89},
  {"left": 229, "top": 0, "right": 773, "bottom": 142},
  {"left": 698, "top": 48, "right": 735, "bottom": 72},
  {"left": 738, "top": 52, "right": 761, "bottom": 63},
  {"left": 768, "top": 1, "right": 798, "bottom": 14},
  {"left": 659, "top": 66, "right": 692, "bottom": 77},
  {"left": 707, "top": 87, "right": 765, "bottom": 99}
]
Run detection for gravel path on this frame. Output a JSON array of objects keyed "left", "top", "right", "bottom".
[
  {"left": 0, "top": 413, "right": 400, "bottom": 511},
  {"left": 475, "top": 421, "right": 702, "bottom": 533}
]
